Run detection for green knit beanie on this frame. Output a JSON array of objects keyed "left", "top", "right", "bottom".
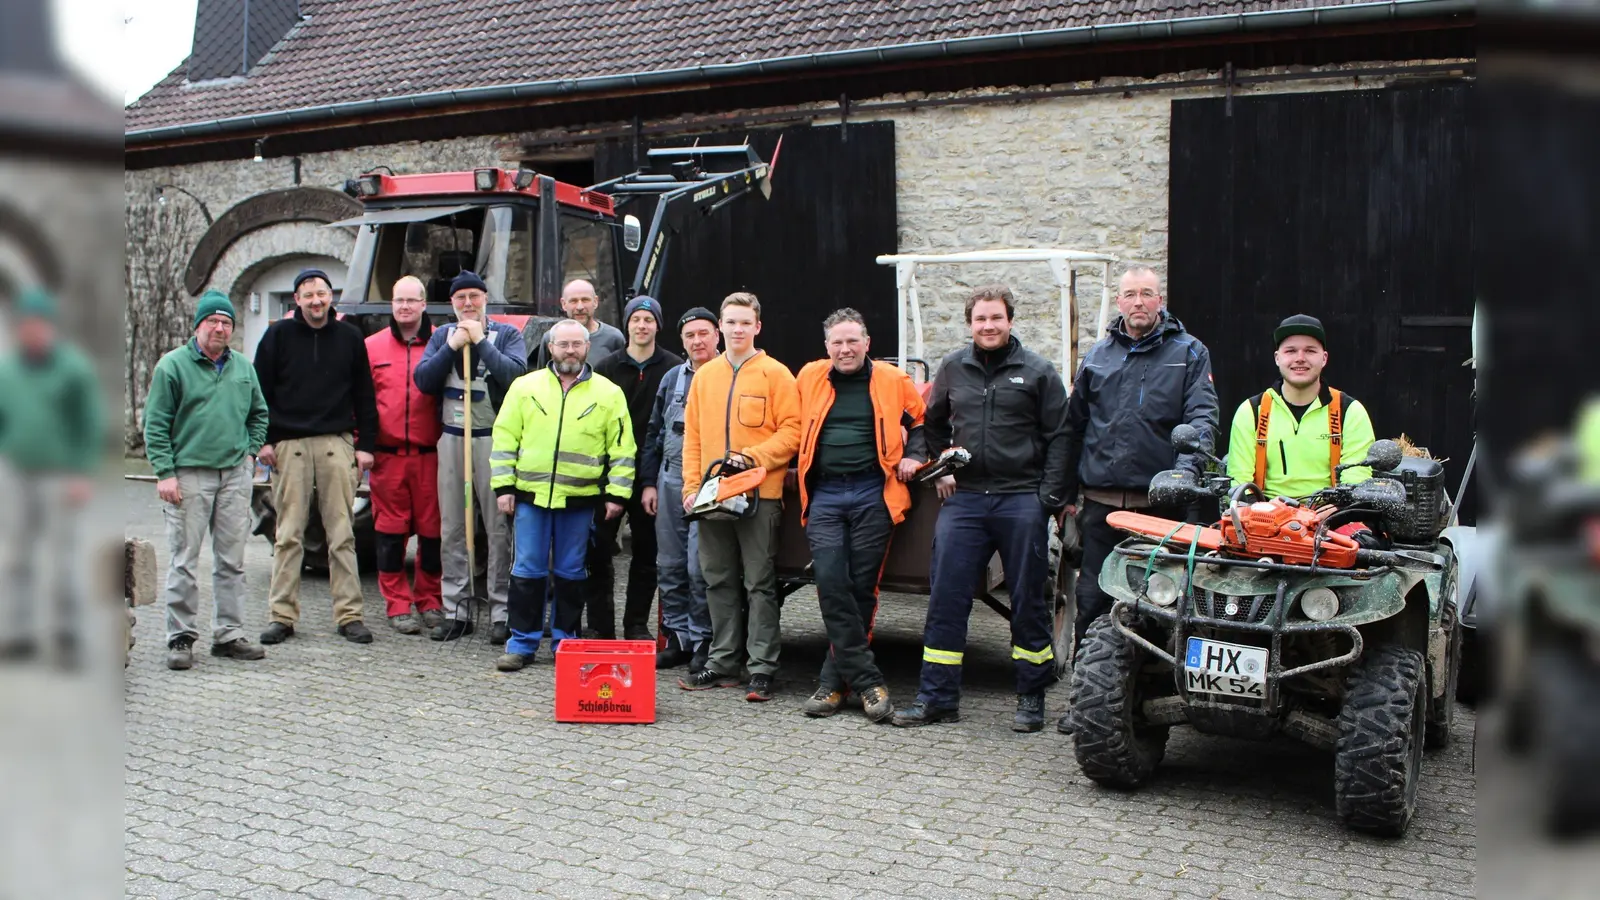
[
  {"left": 16, "top": 286, "right": 57, "bottom": 321},
  {"left": 194, "top": 290, "right": 236, "bottom": 330}
]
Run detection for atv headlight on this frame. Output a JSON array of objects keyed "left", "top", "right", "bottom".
[
  {"left": 1300, "top": 587, "right": 1340, "bottom": 621},
  {"left": 1146, "top": 572, "right": 1180, "bottom": 607}
]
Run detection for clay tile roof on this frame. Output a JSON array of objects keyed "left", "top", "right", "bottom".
[{"left": 125, "top": 0, "right": 1398, "bottom": 135}]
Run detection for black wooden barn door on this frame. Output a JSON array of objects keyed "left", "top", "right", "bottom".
[
  {"left": 595, "top": 121, "right": 898, "bottom": 372},
  {"left": 1169, "top": 83, "right": 1476, "bottom": 521}
]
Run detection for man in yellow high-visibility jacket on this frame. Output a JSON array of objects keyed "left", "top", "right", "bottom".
[
  {"left": 490, "top": 319, "right": 636, "bottom": 672},
  {"left": 1226, "top": 315, "right": 1376, "bottom": 499}
]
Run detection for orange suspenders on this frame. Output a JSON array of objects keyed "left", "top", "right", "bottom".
[{"left": 1253, "top": 388, "right": 1344, "bottom": 492}]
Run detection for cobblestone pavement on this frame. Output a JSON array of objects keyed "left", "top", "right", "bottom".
[{"left": 124, "top": 484, "right": 1476, "bottom": 899}]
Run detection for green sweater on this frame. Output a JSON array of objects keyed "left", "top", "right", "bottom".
[
  {"left": 143, "top": 340, "right": 269, "bottom": 479},
  {"left": 0, "top": 343, "right": 104, "bottom": 474}
]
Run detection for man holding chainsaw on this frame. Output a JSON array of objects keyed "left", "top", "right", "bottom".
[
  {"left": 640, "top": 307, "right": 721, "bottom": 672},
  {"left": 1225, "top": 314, "right": 1375, "bottom": 499},
  {"left": 413, "top": 271, "right": 527, "bottom": 643},
  {"left": 795, "top": 309, "right": 926, "bottom": 722},
  {"left": 491, "top": 319, "right": 634, "bottom": 671},
  {"left": 679, "top": 292, "right": 801, "bottom": 702},
  {"left": 894, "top": 285, "right": 1072, "bottom": 732}
]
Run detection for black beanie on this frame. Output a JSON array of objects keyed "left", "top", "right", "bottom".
[
  {"left": 677, "top": 306, "right": 718, "bottom": 331},
  {"left": 450, "top": 270, "right": 489, "bottom": 296},
  {"left": 293, "top": 269, "right": 331, "bottom": 294}
]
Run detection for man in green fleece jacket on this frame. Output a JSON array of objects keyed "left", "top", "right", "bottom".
[
  {"left": 142, "top": 291, "right": 270, "bottom": 669},
  {"left": 0, "top": 287, "right": 104, "bottom": 663}
]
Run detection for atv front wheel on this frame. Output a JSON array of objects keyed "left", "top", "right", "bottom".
[
  {"left": 1335, "top": 644, "right": 1426, "bottom": 837},
  {"left": 1070, "top": 614, "right": 1168, "bottom": 789}
]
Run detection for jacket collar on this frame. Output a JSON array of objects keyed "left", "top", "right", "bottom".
[
  {"left": 546, "top": 361, "right": 595, "bottom": 385},
  {"left": 619, "top": 344, "right": 673, "bottom": 370},
  {"left": 826, "top": 358, "right": 873, "bottom": 384},
  {"left": 189, "top": 338, "right": 230, "bottom": 366},
  {"left": 963, "top": 335, "right": 1020, "bottom": 367},
  {"left": 1108, "top": 310, "right": 1186, "bottom": 348},
  {"left": 388, "top": 314, "right": 433, "bottom": 345}
]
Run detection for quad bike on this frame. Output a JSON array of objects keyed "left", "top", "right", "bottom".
[
  {"left": 1494, "top": 400, "right": 1600, "bottom": 836},
  {"left": 1068, "top": 424, "right": 1464, "bottom": 837}
]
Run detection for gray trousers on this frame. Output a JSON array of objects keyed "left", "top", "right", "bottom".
[
  {"left": 0, "top": 468, "right": 82, "bottom": 646},
  {"left": 437, "top": 432, "right": 510, "bottom": 623},
  {"left": 698, "top": 501, "right": 783, "bottom": 677},
  {"left": 654, "top": 472, "right": 709, "bottom": 646},
  {"left": 162, "top": 461, "right": 252, "bottom": 644}
]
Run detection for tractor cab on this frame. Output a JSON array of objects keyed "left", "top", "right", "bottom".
[{"left": 327, "top": 143, "right": 774, "bottom": 340}]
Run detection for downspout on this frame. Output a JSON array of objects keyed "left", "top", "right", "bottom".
[{"left": 126, "top": 0, "right": 1475, "bottom": 146}]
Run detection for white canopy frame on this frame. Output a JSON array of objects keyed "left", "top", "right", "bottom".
[{"left": 876, "top": 249, "right": 1118, "bottom": 387}]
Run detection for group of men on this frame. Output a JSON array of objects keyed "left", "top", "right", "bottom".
[{"left": 144, "top": 263, "right": 1374, "bottom": 737}]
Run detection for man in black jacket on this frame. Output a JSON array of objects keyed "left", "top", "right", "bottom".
[
  {"left": 1060, "top": 266, "right": 1217, "bottom": 730},
  {"left": 892, "top": 284, "right": 1071, "bottom": 733},
  {"left": 589, "top": 295, "right": 682, "bottom": 640},
  {"left": 255, "top": 269, "right": 381, "bottom": 645}
]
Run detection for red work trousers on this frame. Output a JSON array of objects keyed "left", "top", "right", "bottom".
[{"left": 370, "top": 451, "right": 443, "bottom": 616}]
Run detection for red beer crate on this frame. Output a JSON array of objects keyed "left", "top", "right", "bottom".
[{"left": 553, "top": 640, "right": 656, "bottom": 724}]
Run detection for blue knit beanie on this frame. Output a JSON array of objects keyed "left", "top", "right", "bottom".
[{"left": 449, "top": 270, "right": 489, "bottom": 297}]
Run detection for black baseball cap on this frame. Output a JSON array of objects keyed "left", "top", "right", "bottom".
[{"left": 1273, "top": 314, "right": 1326, "bottom": 348}]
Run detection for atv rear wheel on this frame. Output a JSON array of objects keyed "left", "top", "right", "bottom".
[
  {"left": 1335, "top": 644, "right": 1426, "bottom": 837},
  {"left": 1070, "top": 614, "right": 1167, "bottom": 789}
]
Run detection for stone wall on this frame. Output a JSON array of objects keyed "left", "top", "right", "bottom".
[{"left": 125, "top": 59, "right": 1459, "bottom": 383}]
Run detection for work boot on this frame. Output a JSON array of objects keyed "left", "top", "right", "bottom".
[
  {"left": 623, "top": 625, "right": 653, "bottom": 642},
  {"left": 1013, "top": 692, "right": 1046, "bottom": 733},
  {"left": 489, "top": 622, "right": 511, "bottom": 645},
  {"left": 802, "top": 686, "right": 844, "bottom": 718},
  {"left": 420, "top": 608, "right": 445, "bottom": 631},
  {"left": 429, "top": 618, "right": 474, "bottom": 642},
  {"left": 679, "top": 669, "right": 740, "bottom": 691},
  {"left": 210, "top": 637, "right": 265, "bottom": 660},
  {"left": 859, "top": 685, "right": 893, "bottom": 723},
  {"left": 655, "top": 633, "right": 693, "bottom": 669},
  {"left": 746, "top": 674, "right": 775, "bottom": 703},
  {"left": 259, "top": 622, "right": 294, "bottom": 645},
  {"left": 495, "top": 652, "right": 533, "bottom": 672},
  {"left": 166, "top": 635, "right": 195, "bottom": 670},
  {"left": 389, "top": 613, "right": 422, "bottom": 635},
  {"left": 338, "top": 621, "right": 374, "bottom": 644},
  {"left": 1056, "top": 708, "right": 1075, "bottom": 735},
  {"left": 891, "top": 701, "right": 961, "bottom": 728},
  {"left": 688, "top": 640, "right": 710, "bottom": 674}
]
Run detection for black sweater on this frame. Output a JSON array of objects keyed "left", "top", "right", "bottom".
[
  {"left": 253, "top": 309, "right": 380, "bottom": 452},
  {"left": 592, "top": 344, "right": 684, "bottom": 446}
]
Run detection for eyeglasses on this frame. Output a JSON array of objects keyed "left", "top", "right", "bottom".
[{"left": 550, "top": 341, "right": 588, "bottom": 351}]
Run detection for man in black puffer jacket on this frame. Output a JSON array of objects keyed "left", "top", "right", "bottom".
[
  {"left": 892, "top": 284, "right": 1071, "bottom": 734},
  {"left": 1060, "top": 266, "right": 1217, "bottom": 732}
]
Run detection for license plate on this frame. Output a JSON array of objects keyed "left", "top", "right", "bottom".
[{"left": 1184, "top": 637, "right": 1267, "bottom": 698}]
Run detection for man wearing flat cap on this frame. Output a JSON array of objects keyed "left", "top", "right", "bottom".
[
  {"left": 254, "top": 269, "right": 380, "bottom": 645},
  {"left": 413, "top": 270, "right": 528, "bottom": 642},
  {"left": 1225, "top": 314, "right": 1376, "bottom": 499},
  {"left": 143, "top": 290, "right": 269, "bottom": 669},
  {"left": 589, "top": 295, "right": 682, "bottom": 640}
]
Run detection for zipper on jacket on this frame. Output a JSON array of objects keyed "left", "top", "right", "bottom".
[
  {"left": 722, "top": 360, "right": 744, "bottom": 452},
  {"left": 403, "top": 339, "right": 412, "bottom": 451},
  {"left": 547, "top": 379, "right": 571, "bottom": 505},
  {"left": 1280, "top": 441, "right": 1289, "bottom": 476}
]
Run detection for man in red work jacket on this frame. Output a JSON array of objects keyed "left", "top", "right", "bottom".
[{"left": 365, "top": 276, "right": 444, "bottom": 634}]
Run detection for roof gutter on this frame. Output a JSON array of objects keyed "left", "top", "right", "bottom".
[{"left": 125, "top": 0, "right": 1474, "bottom": 145}]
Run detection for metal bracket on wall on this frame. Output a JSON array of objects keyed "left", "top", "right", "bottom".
[
  {"left": 1225, "top": 62, "right": 1235, "bottom": 117},
  {"left": 840, "top": 93, "right": 850, "bottom": 141}
]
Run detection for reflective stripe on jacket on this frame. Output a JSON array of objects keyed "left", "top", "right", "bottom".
[
  {"left": 795, "top": 359, "right": 928, "bottom": 525},
  {"left": 489, "top": 365, "right": 636, "bottom": 508},
  {"left": 1225, "top": 383, "right": 1375, "bottom": 499}
]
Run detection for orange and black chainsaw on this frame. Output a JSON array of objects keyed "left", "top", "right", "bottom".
[{"left": 1109, "top": 500, "right": 1361, "bottom": 568}]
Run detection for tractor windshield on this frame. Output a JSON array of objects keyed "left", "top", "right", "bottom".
[{"left": 342, "top": 204, "right": 536, "bottom": 307}]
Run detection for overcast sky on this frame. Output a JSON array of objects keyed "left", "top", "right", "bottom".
[{"left": 56, "top": 0, "right": 198, "bottom": 106}]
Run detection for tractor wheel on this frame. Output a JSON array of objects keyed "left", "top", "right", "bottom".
[
  {"left": 1334, "top": 644, "right": 1426, "bottom": 837},
  {"left": 1070, "top": 614, "right": 1167, "bottom": 789},
  {"left": 1531, "top": 646, "right": 1600, "bottom": 836},
  {"left": 1425, "top": 611, "right": 1462, "bottom": 750}
]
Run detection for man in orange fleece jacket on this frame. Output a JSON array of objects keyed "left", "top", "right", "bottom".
[{"left": 679, "top": 292, "right": 801, "bottom": 701}]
